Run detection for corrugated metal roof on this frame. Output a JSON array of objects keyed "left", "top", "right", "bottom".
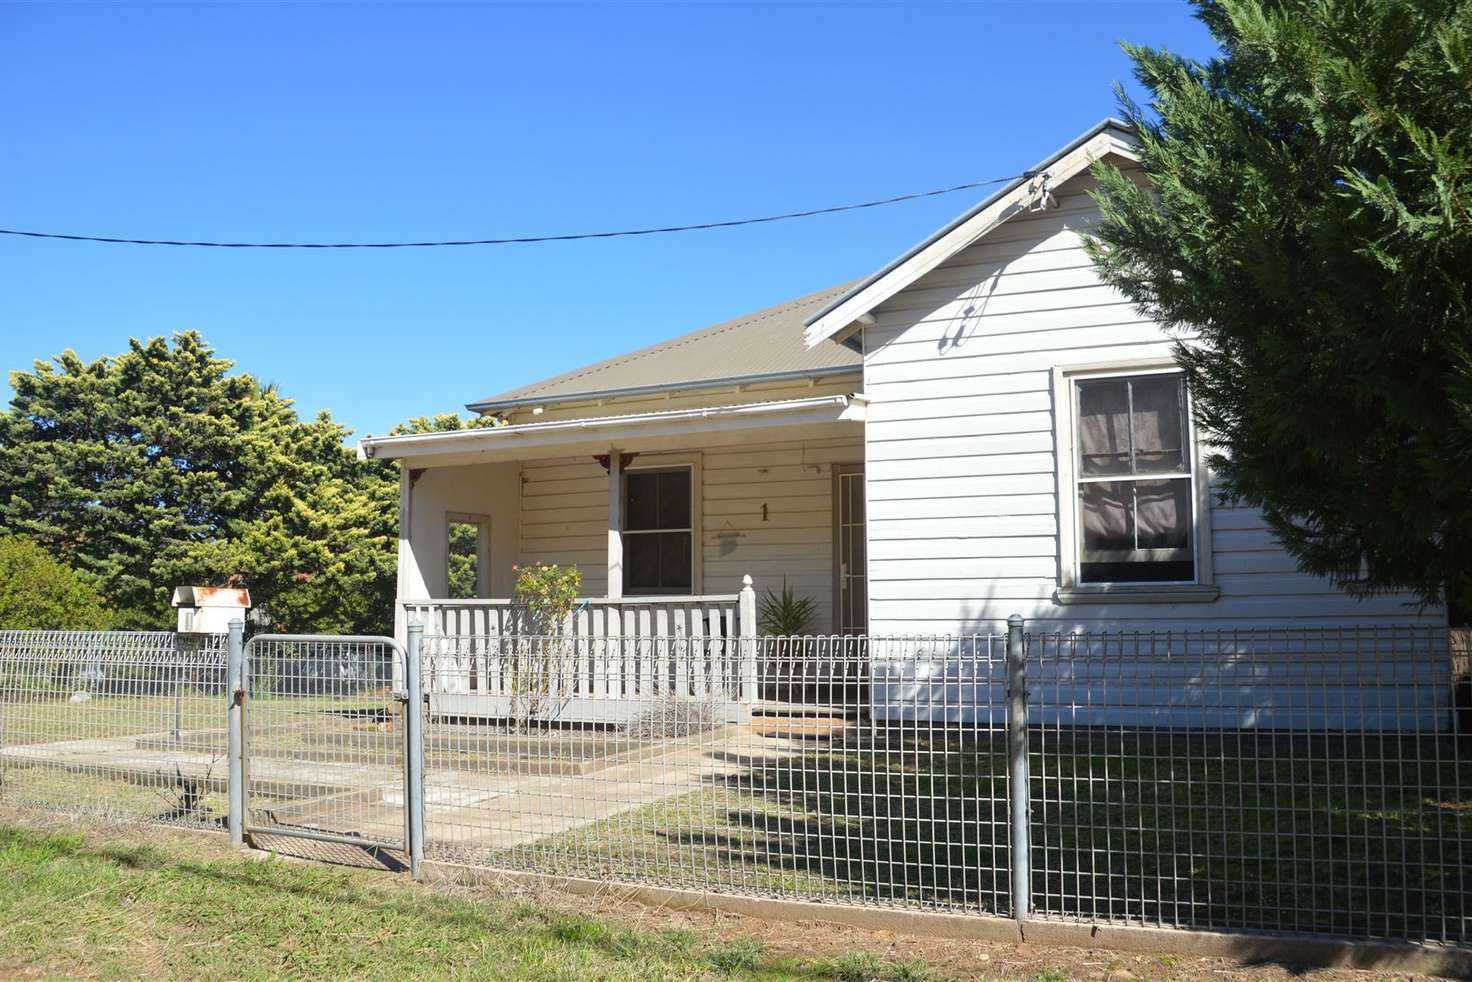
[{"left": 467, "top": 281, "right": 862, "bottom": 413}]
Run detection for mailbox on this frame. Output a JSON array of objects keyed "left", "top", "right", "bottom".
[{"left": 170, "top": 586, "right": 251, "bottom": 634}]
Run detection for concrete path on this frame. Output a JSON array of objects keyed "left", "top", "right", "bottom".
[{"left": 0, "top": 718, "right": 840, "bottom": 855}]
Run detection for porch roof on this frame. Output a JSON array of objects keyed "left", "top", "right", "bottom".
[{"left": 358, "top": 393, "right": 867, "bottom": 464}]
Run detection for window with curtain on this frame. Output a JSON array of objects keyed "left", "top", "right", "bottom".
[
  {"left": 1075, "top": 373, "right": 1195, "bottom": 583},
  {"left": 623, "top": 467, "right": 693, "bottom": 594}
]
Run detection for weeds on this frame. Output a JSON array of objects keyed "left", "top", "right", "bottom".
[{"left": 706, "top": 936, "right": 769, "bottom": 974}]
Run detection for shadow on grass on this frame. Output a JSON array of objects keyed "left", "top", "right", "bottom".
[{"left": 633, "top": 727, "right": 1470, "bottom": 943}]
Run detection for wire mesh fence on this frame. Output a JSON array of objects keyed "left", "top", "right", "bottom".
[
  {"left": 418, "top": 632, "right": 1014, "bottom": 915},
  {"left": 241, "top": 635, "right": 407, "bottom": 857},
  {"left": 0, "top": 630, "right": 229, "bottom": 829},
  {"left": 1026, "top": 625, "right": 1468, "bottom": 945},
  {"left": 1, "top": 622, "right": 1466, "bottom": 949}
]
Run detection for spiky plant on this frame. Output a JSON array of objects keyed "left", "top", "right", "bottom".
[{"left": 758, "top": 578, "right": 816, "bottom": 637}]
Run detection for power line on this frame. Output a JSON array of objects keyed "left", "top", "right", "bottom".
[{"left": 0, "top": 174, "right": 1027, "bottom": 249}]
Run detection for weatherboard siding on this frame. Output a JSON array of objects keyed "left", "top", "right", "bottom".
[
  {"left": 517, "top": 436, "right": 862, "bottom": 633},
  {"left": 860, "top": 172, "right": 1445, "bottom": 635}
]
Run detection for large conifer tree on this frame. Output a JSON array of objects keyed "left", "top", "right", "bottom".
[
  {"left": 0, "top": 333, "right": 397, "bottom": 631},
  {"left": 1089, "top": 0, "right": 1472, "bottom": 615}
]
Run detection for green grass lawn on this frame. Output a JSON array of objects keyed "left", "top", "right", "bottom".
[
  {"left": 0, "top": 692, "right": 228, "bottom": 745},
  {"left": 0, "top": 690, "right": 393, "bottom": 747},
  {"left": 0, "top": 822, "right": 940, "bottom": 980}
]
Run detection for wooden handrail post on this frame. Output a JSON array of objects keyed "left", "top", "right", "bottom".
[{"left": 738, "top": 575, "right": 757, "bottom": 705}]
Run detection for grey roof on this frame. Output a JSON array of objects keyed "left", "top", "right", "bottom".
[
  {"left": 803, "top": 117, "right": 1136, "bottom": 332},
  {"left": 468, "top": 282, "right": 863, "bottom": 413}
]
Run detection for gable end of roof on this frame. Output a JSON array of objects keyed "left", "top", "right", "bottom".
[{"left": 801, "top": 118, "right": 1137, "bottom": 348}]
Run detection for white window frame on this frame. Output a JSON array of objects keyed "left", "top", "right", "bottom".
[
  {"left": 445, "top": 512, "right": 492, "bottom": 600},
  {"left": 1052, "top": 358, "right": 1219, "bottom": 604},
  {"left": 620, "top": 455, "right": 702, "bottom": 596}
]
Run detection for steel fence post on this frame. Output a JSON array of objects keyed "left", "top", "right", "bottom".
[
  {"left": 226, "top": 619, "right": 245, "bottom": 848},
  {"left": 405, "top": 621, "right": 426, "bottom": 878},
  {"left": 1006, "top": 613, "right": 1030, "bottom": 929}
]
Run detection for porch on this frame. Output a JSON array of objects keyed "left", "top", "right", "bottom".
[{"left": 360, "top": 392, "right": 870, "bottom": 719}]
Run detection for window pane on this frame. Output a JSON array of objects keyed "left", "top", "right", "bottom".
[
  {"left": 1078, "top": 478, "right": 1194, "bottom": 584},
  {"left": 624, "top": 472, "right": 659, "bottom": 531},
  {"left": 1131, "top": 376, "right": 1187, "bottom": 474},
  {"left": 1136, "top": 478, "right": 1191, "bottom": 549},
  {"left": 1077, "top": 380, "right": 1132, "bottom": 476},
  {"left": 658, "top": 531, "right": 692, "bottom": 590},
  {"left": 1081, "top": 558, "right": 1195, "bottom": 583},
  {"left": 1079, "top": 481, "right": 1134, "bottom": 553},
  {"left": 846, "top": 474, "right": 865, "bottom": 524},
  {"left": 656, "top": 470, "right": 691, "bottom": 529},
  {"left": 625, "top": 533, "right": 660, "bottom": 591},
  {"left": 447, "top": 520, "right": 481, "bottom": 599},
  {"left": 625, "top": 531, "right": 691, "bottom": 593}
]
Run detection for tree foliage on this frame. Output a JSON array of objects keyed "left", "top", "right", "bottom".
[
  {"left": 1087, "top": 0, "right": 1472, "bottom": 614},
  {"left": 0, "top": 537, "right": 113, "bottom": 630},
  {"left": 0, "top": 333, "right": 396, "bottom": 632},
  {"left": 387, "top": 413, "right": 501, "bottom": 436}
]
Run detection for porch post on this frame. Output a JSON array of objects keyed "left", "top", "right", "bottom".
[
  {"left": 607, "top": 448, "right": 624, "bottom": 599},
  {"left": 393, "top": 463, "right": 413, "bottom": 651}
]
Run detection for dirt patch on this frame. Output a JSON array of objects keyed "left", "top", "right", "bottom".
[{"left": 428, "top": 866, "right": 1454, "bottom": 982}]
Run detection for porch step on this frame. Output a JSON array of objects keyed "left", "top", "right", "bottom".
[{"left": 752, "top": 701, "right": 860, "bottom": 719}]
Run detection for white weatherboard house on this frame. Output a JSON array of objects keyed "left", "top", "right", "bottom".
[{"left": 362, "top": 119, "right": 1447, "bottom": 723}]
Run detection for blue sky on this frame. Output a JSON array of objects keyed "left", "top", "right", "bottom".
[{"left": 2, "top": 2, "right": 1217, "bottom": 440}]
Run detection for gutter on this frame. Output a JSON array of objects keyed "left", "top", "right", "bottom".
[
  {"left": 360, "top": 393, "right": 867, "bottom": 461},
  {"left": 465, "top": 364, "right": 861, "bottom": 415}
]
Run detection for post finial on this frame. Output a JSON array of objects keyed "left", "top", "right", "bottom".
[{"left": 741, "top": 574, "right": 754, "bottom": 590}]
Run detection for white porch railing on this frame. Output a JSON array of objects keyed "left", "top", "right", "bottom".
[
  {"left": 404, "top": 592, "right": 746, "bottom": 643},
  {"left": 403, "top": 578, "right": 759, "bottom": 721}
]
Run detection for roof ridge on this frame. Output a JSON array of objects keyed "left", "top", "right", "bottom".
[{"left": 509, "top": 285, "right": 848, "bottom": 400}]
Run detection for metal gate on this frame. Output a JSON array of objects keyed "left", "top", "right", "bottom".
[{"left": 239, "top": 633, "right": 419, "bottom": 862}]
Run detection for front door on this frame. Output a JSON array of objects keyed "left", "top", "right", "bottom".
[{"left": 833, "top": 464, "right": 867, "bottom": 636}]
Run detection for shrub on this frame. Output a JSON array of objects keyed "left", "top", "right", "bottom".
[
  {"left": 513, "top": 562, "right": 581, "bottom": 633},
  {"left": 509, "top": 563, "right": 583, "bottom": 727},
  {"left": 624, "top": 694, "right": 721, "bottom": 741},
  {"left": 0, "top": 537, "right": 112, "bottom": 630}
]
